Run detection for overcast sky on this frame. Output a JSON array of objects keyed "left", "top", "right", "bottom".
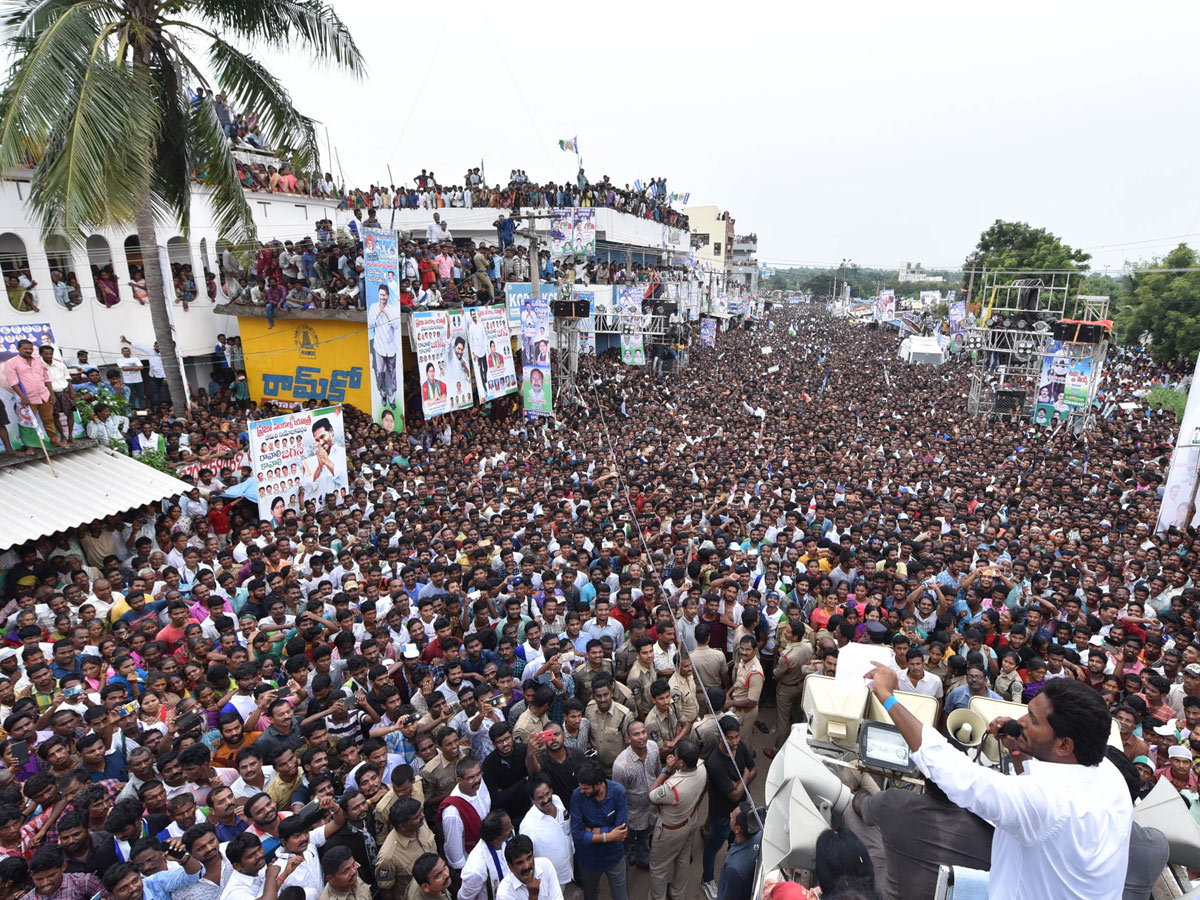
[{"left": 260, "top": 0, "right": 1200, "bottom": 273}]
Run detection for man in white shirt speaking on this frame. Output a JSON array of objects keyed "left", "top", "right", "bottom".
[{"left": 867, "top": 664, "right": 1132, "bottom": 900}]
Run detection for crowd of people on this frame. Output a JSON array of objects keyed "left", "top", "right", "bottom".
[
  {"left": 186, "top": 90, "right": 693, "bottom": 232},
  {"left": 215, "top": 218, "right": 697, "bottom": 318},
  {"left": 0, "top": 301, "right": 1194, "bottom": 900}
]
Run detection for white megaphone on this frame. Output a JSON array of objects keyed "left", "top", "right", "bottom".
[{"left": 946, "top": 708, "right": 988, "bottom": 750}]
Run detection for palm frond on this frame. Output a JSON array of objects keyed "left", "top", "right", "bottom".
[
  {"left": 187, "top": 0, "right": 363, "bottom": 72},
  {"left": 187, "top": 91, "right": 256, "bottom": 247},
  {"left": 0, "top": 0, "right": 113, "bottom": 43},
  {"left": 208, "top": 36, "right": 318, "bottom": 170},
  {"left": 147, "top": 45, "right": 194, "bottom": 234},
  {"left": 0, "top": 2, "right": 105, "bottom": 171},
  {"left": 26, "top": 34, "right": 159, "bottom": 240}
]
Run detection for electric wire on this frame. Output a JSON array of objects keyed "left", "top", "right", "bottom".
[{"left": 581, "top": 359, "right": 768, "bottom": 834}]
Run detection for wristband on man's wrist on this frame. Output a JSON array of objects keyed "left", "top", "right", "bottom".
[{"left": 882, "top": 695, "right": 898, "bottom": 712}]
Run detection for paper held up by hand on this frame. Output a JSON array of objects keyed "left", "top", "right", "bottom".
[{"left": 835, "top": 643, "right": 890, "bottom": 695}]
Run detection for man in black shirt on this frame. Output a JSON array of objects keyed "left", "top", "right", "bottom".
[
  {"left": 525, "top": 721, "right": 585, "bottom": 808},
  {"left": 701, "top": 715, "right": 756, "bottom": 896},
  {"left": 482, "top": 721, "right": 531, "bottom": 820}
]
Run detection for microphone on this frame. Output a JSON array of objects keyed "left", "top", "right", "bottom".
[{"left": 998, "top": 720, "right": 1023, "bottom": 739}]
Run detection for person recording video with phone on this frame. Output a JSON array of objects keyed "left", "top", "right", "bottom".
[{"left": 866, "top": 664, "right": 1132, "bottom": 900}]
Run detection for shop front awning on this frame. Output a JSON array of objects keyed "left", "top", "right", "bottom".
[{"left": 0, "top": 444, "right": 192, "bottom": 550}]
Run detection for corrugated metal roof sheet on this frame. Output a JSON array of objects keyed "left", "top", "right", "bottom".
[{"left": 0, "top": 446, "right": 191, "bottom": 550}]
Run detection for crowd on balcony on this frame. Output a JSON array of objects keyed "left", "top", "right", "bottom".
[
  {"left": 217, "top": 219, "right": 697, "bottom": 317},
  {"left": 225, "top": 162, "right": 690, "bottom": 230},
  {"left": 193, "top": 88, "right": 690, "bottom": 230}
]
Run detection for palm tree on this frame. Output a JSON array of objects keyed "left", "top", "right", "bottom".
[{"left": 0, "top": 0, "right": 362, "bottom": 414}]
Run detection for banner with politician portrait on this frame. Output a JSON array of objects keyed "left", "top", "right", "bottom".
[
  {"left": 363, "top": 229, "right": 403, "bottom": 431},
  {"left": 249, "top": 406, "right": 349, "bottom": 521},
  {"left": 445, "top": 310, "right": 476, "bottom": 410},
  {"left": 578, "top": 315, "right": 596, "bottom": 355},
  {"left": 616, "top": 286, "right": 645, "bottom": 365},
  {"left": 949, "top": 299, "right": 966, "bottom": 335},
  {"left": 466, "top": 304, "right": 518, "bottom": 402},
  {"left": 700, "top": 319, "right": 717, "bottom": 348},
  {"left": 520, "top": 292, "right": 552, "bottom": 367},
  {"left": 549, "top": 208, "right": 596, "bottom": 258},
  {"left": 412, "top": 310, "right": 452, "bottom": 419},
  {"left": 523, "top": 364, "right": 553, "bottom": 417}
]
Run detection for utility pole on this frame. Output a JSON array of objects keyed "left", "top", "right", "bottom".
[
  {"left": 521, "top": 211, "right": 584, "bottom": 407},
  {"left": 528, "top": 218, "right": 541, "bottom": 304}
]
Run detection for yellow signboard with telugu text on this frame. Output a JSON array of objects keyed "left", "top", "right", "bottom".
[{"left": 237, "top": 316, "right": 373, "bottom": 413}]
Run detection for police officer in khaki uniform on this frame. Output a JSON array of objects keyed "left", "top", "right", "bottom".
[
  {"left": 584, "top": 672, "right": 633, "bottom": 773},
  {"left": 512, "top": 684, "right": 554, "bottom": 744},
  {"left": 375, "top": 765, "right": 425, "bottom": 841},
  {"left": 375, "top": 796, "right": 437, "bottom": 900},
  {"left": 668, "top": 653, "right": 700, "bottom": 724},
  {"left": 417, "top": 728, "right": 460, "bottom": 815},
  {"left": 574, "top": 639, "right": 617, "bottom": 705},
  {"left": 623, "top": 637, "right": 658, "bottom": 718},
  {"left": 647, "top": 739, "right": 708, "bottom": 900},
  {"left": 644, "top": 678, "right": 688, "bottom": 759},
  {"left": 690, "top": 686, "right": 729, "bottom": 760},
  {"left": 728, "top": 634, "right": 765, "bottom": 734},
  {"left": 768, "top": 618, "right": 813, "bottom": 757}
]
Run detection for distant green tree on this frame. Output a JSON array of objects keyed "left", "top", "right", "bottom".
[
  {"left": 1118, "top": 244, "right": 1200, "bottom": 362},
  {"left": 764, "top": 272, "right": 790, "bottom": 293},
  {"left": 1076, "top": 273, "right": 1131, "bottom": 316},
  {"left": 964, "top": 220, "right": 1091, "bottom": 276}
]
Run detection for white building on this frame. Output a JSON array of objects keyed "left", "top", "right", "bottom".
[
  {"left": 897, "top": 261, "right": 944, "bottom": 284},
  {"left": 0, "top": 171, "right": 689, "bottom": 393}
]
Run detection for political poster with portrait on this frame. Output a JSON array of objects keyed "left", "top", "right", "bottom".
[
  {"left": 578, "top": 315, "right": 596, "bottom": 355},
  {"left": 412, "top": 310, "right": 452, "bottom": 419},
  {"left": 521, "top": 291, "right": 553, "bottom": 418},
  {"left": 549, "top": 208, "right": 596, "bottom": 258},
  {"left": 878, "top": 290, "right": 896, "bottom": 322},
  {"left": 700, "top": 319, "right": 717, "bottom": 348},
  {"left": 1035, "top": 341, "right": 1070, "bottom": 407},
  {"left": 1063, "top": 358, "right": 1093, "bottom": 408},
  {"left": 523, "top": 365, "right": 553, "bottom": 417},
  {"left": 249, "top": 405, "right": 348, "bottom": 520},
  {"left": 445, "top": 310, "right": 476, "bottom": 410},
  {"left": 466, "top": 304, "right": 518, "bottom": 402},
  {"left": 949, "top": 299, "right": 967, "bottom": 335},
  {"left": 520, "top": 291, "right": 551, "bottom": 367},
  {"left": 616, "top": 286, "right": 645, "bottom": 366},
  {"left": 362, "top": 229, "right": 403, "bottom": 431}
]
